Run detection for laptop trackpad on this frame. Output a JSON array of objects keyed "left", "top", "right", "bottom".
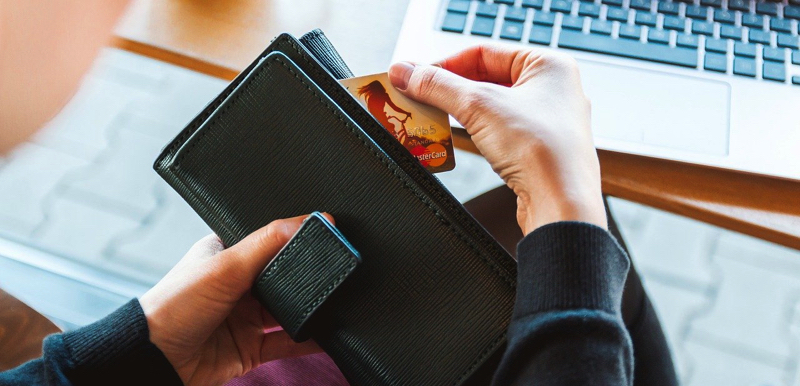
[{"left": 579, "top": 60, "right": 731, "bottom": 156}]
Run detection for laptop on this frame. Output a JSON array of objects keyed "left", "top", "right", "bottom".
[{"left": 391, "top": 0, "right": 800, "bottom": 181}]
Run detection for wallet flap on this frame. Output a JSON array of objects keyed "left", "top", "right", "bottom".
[
  {"left": 253, "top": 212, "right": 360, "bottom": 342},
  {"left": 154, "top": 32, "right": 518, "bottom": 386}
]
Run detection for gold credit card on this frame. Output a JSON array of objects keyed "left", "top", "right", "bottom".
[{"left": 339, "top": 72, "right": 455, "bottom": 173}]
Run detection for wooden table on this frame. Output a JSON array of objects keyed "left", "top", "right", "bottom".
[
  {"left": 114, "top": 0, "right": 800, "bottom": 250},
  {"left": 0, "top": 289, "right": 61, "bottom": 371}
]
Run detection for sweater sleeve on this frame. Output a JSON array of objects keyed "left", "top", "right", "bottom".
[
  {"left": 0, "top": 299, "right": 182, "bottom": 386},
  {"left": 491, "top": 221, "right": 634, "bottom": 386}
]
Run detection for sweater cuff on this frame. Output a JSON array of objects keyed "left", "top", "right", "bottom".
[
  {"left": 62, "top": 298, "right": 183, "bottom": 385},
  {"left": 514, "top": 221, "right": 630, "bottom": 320}
]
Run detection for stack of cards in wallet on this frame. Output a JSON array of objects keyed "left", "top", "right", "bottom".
[{"left": 339, "top": 73, "right": 455, "bottom": 173}]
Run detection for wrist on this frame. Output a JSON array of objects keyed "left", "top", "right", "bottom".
[{"left": 515, "top": 184, "right": 607, "bottom": 235}]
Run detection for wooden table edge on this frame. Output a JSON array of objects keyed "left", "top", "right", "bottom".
[{"left": 111, "top": 36, "right": 240, "bottom": 81}]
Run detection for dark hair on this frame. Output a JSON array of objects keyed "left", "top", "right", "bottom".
[{"left": 357, "top": 80, "right": 388, "bottom": 104}]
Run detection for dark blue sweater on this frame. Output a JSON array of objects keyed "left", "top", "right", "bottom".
[{"left": 0, "top": 222, "right": 634, "bottom": 386}]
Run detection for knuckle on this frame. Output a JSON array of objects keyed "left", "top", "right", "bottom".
[
  {"left": 413, "top": 67, "right": 441, "bottom": 99},
  {"left": 260, "top": 220, "right": 291, "bottom": 248},
  {"left": 538, "top": 51, "right": 579, "bottom": 72},
  {"left": 191, "top": 234, "right": 225, "bottom": 255},
  {"left": 458, "top": 84, "right": 494, "bottom": 126}
]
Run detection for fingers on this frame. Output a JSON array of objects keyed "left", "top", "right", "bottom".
[
  {"left": 220, "top": 213, "right": 335, "bottom": 292},
  {"left": 389, "top": 61, "right": 487, "bottom": 125},
  {"left": 433, "top": 45, "right": 533, "bottom": 84}
]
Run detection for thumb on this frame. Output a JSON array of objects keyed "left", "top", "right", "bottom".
[
  {"left": 389, "top": 62, "right": 482, "bottom": 125},
  {"left": 221, "top": 213, "right": 335, "bottom": 293}
]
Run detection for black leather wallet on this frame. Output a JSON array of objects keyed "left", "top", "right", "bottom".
[{"left": 154, "top": 31, "right": 517, "bottom": 386}]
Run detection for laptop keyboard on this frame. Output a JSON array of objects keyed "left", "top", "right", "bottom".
[{"left": 441, "top": 0, "right": 800, "bottom": 84}]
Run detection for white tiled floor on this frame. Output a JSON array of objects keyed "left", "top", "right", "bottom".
[{"left": 1, "top": 49, "right": 800, "bottom": 385}]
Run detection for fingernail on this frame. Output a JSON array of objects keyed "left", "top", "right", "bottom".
[{"left": 389, "top": 61, "right": 415, "bottom": 91}]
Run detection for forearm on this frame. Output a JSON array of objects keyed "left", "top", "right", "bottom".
[
  {"left": 0, "top": 299, "right": 182, "bottom": 386},
  {"left": 492, "top": 222, "right": 634, "bottom": 385}
]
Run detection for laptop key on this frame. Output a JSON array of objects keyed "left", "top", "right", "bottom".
[
  {"left": 635, "top": 12, "right": 658, "bottom": 26},
  {"left": 495, "top": 0, "right": 515, "bottom": 4},
  {"left": 663, "top": 16, "right": 687, "bottom": 31},
  {"left": 529, "top": 26, "right": 554, "bottom": 44},
  {"left": 522, "top": 0, "right": 545, "bottom": 9},
  {"left": 533, "top": 11, "right": 556, "bottom": 26},
  {"left": 742, "top": 14, "right": 765, "bottom": 29},
  {"left": 648, "top": 28, "right": 671, "bottom": 44},
  {"left": 630, "top": 0, "right": 652, "bottom": 11},
  {"left": 763, "top": 46, "right": 786, "bottom": 62},
  {"left": 705, "top": 38, "right": 728, "bottom": 53},
  {"left": 704, "top": 52, "right": 727, "bottom": 72},
  {"left": 602, "top": 0, "right": 625, "bottom": 7},
  {"left": 505, "top": 6, "right": 529, "bottom": 21},
  {"left": 677, "top": 34, "right": 700, "bottom": 48},
  {"left": 728, "top": 0, "right": 750, "bottom": 12},
  {"left": 657, "top": 1, "right": 680, "bottom": 15},
  {"left": 748, "top": 29, "right": 771, "bottom": 44},
  {"left": 557, "top": 30, "right": 698, "bottom": 67},
  {"left": 770, "top": 19, "right": 793, "bottom": 33},
  {"left": 785, "top": 6, "right": 800, "bottom": 20},
  {"left": 733, "top": 57, "right": 757, "bottom": 76},
  {"left": 550, "top": 0, "right": 573, "bottom": 13},
  {"left": 500, "top": 21, "right": 525, "bottom": 40},
  {"left": 793, "top": 50, "right": 800, "bottom": 64},
  {"left": 793, "top": 76, "right": 800, "bottom": 85},
  {"left": 686, "top": 6, "right": 710, "bottom": 20},
  {"left": 590, "top": 19, "right": 613, "bottom": 35},
  {"left": 691, "top": 20, "right": 714, "bottom": 35},
  {"left": 607, "top": 8, "right": 630, "bottom": 22},
  {"left": 700, "top": 0, "right": 722, "bottom": 8},
  {"left": 442, "top": 12, "right": 468, "bottom": 33},
  {"left": 713, "top": 9, "right": 736, "bottom": 24},
  {"left": 579, "top": 3, "right": 602, "bottom": 17},
  {"left": 619, "top": 24, "right": 644, "bottom": 39},
  {"left": 734, "top": 42, "right": 757, "bottom": 57},
  {"left": 476, "top": 2, "right": 500, "bottom": 17},
  {"left": 763, "top": 62, "right": 786, "bottom": 81},
  {"left": 756, "top": 2, "right": 778, "bottom": 16},
  {"left": 562, "top": 16, "right": 586, "bottom": 30},
  {"left": 471, "top": 16, "right": 496, "bottom": 36},
  {"left": 778, "top": 34, "right": 800, "bottom": 49},
  {"left": 720, "top": 25, "right": 743, "bottom": 40},
  {"left": 447, "top": 0, "right": 471, "bottom": 13}
]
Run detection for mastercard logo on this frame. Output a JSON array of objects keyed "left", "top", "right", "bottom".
[{"left": 410, "top": 143, "right": 448, "bottom": 167}]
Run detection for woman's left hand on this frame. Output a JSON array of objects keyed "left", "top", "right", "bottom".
[{"left": 140, "top": 214, "right": 329, "bottom": 386}]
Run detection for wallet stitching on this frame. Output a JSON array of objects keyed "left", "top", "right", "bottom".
[
  {"left": 157, "top": 37, "right": 511, "bottom": 276},
  {"left": 280, "top": 38, "right": 516, "bottom": 285},
  {"left": 257, "top": 220, "right": 356, "bottom": 337},
  {"left": 279, "top": 52, "right": 516, "bottom": 289},
  {"left": 171, "top": 52, "right": 513, "bottom": 288},
  {"left": 172, "top": 45, "right": 510, "bottom": 384}
]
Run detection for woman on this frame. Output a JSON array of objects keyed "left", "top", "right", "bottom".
[
  {"left": 358, "top": 80, "right": 413, "bottom": 145},
  {"left": 0, "top": 3, "right": 675, "bottom": 384}
]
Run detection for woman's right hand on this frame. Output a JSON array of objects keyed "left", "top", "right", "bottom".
[{"left": 389, "top": 45, "right": 607, "bottom": 235}]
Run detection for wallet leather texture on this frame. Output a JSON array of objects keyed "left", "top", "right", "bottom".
[
  {"left": 253, "top": 212, "right": 360, "bottom": 342},
  {"left": 154, "top": 32, "right": 517, "bottom": 386}
]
